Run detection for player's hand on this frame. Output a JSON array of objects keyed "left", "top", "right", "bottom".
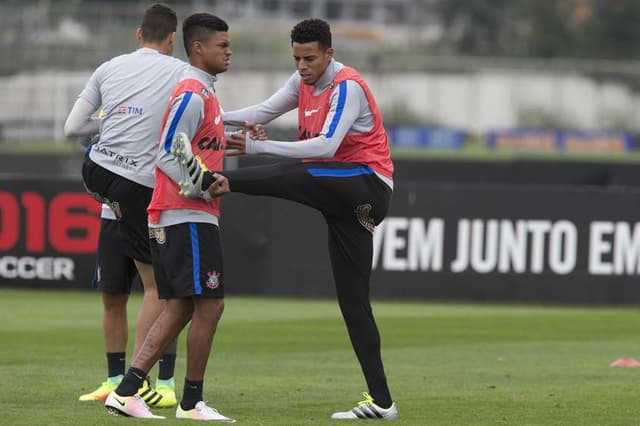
[
  {"left": 225, "top": 130, "right": 246, "bottom": 156},
  {"left": 206, "top": 173, "right": 230, "bottom": 198},
  {"left": 247, "top": 121, "right": 267, "bottom": 140},
  {"left": 225, "top": 121, "right": 266, "bottom": 156}
]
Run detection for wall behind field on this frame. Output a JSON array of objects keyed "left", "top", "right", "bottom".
[
  {"left": 3, "top": 157, "right": 640, "bottom": 303},
  {"left": 1, "top": 68, "right": 639, "bottom": 142}
]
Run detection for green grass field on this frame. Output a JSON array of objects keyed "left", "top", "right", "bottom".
[{"left": 2, "top": 289, "right": 640, "bottom": 425}]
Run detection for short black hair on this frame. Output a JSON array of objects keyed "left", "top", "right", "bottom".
[
  {"left": 140, "top": 3, "right": 177, "bottom": 43},
  {"left": 290, "top": 18, "right": 332, "bottom": 50},
  {"left": 182, "top": 13, "right": 229, "bottom": 57}
]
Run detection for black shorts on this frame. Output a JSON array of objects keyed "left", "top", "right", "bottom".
[
  {"left": 82, "top": 155, "right": 152, "bottom": 263},
  {"left": 149, "top": 222, "right": 225, "bottom": 299},
  {"left": 93, "top": 218, "right": 138, "bottom": 293}
]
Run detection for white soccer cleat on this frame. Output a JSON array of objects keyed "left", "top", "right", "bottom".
[
  {"left": 331, "top": 393, "right": 398, "bottom": 420},
  {"left": 105, "top": 391, "right": 165, "bottom": 419},
  {"left": 176, "top": 401, "right": 236, "bottom": 422},
  {"left": 170, "top": 132, "right": 211, "bottom": 200}
]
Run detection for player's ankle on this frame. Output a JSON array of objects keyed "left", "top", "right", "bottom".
[{"left": 201, "top": 171, "right": 216, "bottom": 191}]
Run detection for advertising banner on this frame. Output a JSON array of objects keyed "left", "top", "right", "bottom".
[
  {"left": 485, "top": 129, "right": 636, "bottom": 153},
  {"left": 222, "top": 181, "right": 640, "bottom": 303},
  {"left": 3, "top": 174, "right": 640, "bottom": 303},
  {"left": 388, "top": 126, "right": 465, "bottom": 150},
  {"left": 0, "top": 176, "right": 100, "bottom": 288},
  {"left": 371, "top": 183, "right": 640, "bottom": 302}
]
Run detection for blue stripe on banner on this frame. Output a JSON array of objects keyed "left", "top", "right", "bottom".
[
  {"left": 326, "top": 80, "right": 347, "bottom": 138},
  {"left": 163, "top": 91, "right": 193, "bottom": 152},
  {"left": 189, "top": 223, "right": 202, "bottom": 295},
  {"left": 306, "top": 166, "right": 373, "bottom": 177}
]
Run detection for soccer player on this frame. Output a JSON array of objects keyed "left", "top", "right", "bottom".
[
  {"left": 173, "top": 18, "right": 398, "bottom": 421},
  {"left": 63, "top": 3, "right": 187, "bottom": 407},
  {"left": 104, "top": 13, "right": 234, "bottom": 421}
]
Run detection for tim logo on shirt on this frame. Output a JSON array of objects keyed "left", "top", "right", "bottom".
[{"left": 116, "top": 106, "right": 144, "bottom": 115}]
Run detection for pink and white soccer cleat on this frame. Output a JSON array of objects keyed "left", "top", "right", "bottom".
[{"left": 105, "top": 391, "right": 165, "bottom": 419}]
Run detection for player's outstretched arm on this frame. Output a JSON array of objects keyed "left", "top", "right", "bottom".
[
  {"left": 223, "top": 71, "right": 299, "bottom": 126},
  {"left": 225, "top": 121, "right": 266, "bottom": 156}
]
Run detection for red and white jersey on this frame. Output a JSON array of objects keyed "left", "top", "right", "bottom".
[
  {"left": 223, "top": 59, "right": 394, "bottom": 187},
  {"left": 148, "top": 72, "right": 225, "bottom": 225},
  {"left": 297, "top": 66, "right": 393, "bottom": 179}
]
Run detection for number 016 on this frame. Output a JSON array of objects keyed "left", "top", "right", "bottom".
[{"left": 0, "top": 191, "right": 101, "bottom": 253}]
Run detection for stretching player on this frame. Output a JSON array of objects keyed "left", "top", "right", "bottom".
[{"left": 172, "top": 18, "right": 397, "bottom": 420}]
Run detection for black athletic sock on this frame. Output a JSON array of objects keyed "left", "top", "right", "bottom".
[
  {"left": 180, "top": 379, "right": 203, "bottom": 410},
  {"left": 158, "top": 353, "right": 176, "bottom": 381},
  {"left": 115, "top": 367, "right": 147, "bottom": 396},
  {"left": 106, "top": 352, "right": 126, "bottom": 378},
  {"left": 373, "top": 397, "right": 393, "bottom": 410},
  {"left": 201, "top": 171, "right": 215, "bottom": 191}
]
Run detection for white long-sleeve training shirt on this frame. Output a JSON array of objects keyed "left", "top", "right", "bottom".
[
  {"left": 64, "top": 47, "right": 188, "bottom": 189},
  {"left": 64, "top": 47, "right": 187, "bottom": 220},
  {"left": 222, "top": 59, "right": 392, "bottom": 188}
]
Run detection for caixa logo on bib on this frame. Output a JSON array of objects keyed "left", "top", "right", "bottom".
[{"left": 0, "top": 189, "right": 101, "bottom": 282}]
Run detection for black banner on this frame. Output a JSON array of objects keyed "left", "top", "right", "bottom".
[
  {"left": 221, "top": 182, "right": 640, "bottom": 303},
  {"left": 3, "top": 173, "right": 640, "bottom": 303},
  {"left": 371, "top": 183, "right": 640, "bottom": 303},
  {"left": 0, "top": 176, "right": 100, "bottom": 288}
]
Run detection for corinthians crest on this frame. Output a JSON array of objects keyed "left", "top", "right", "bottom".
[
  {"left": 206, "top": 271, "right": 221, "bottom": 290},
  {"left": 355, "top": 204, "right": 375, "bottom": 234},
  {"left": 149, "top": 227, "right": 166, "bottom": 244}
]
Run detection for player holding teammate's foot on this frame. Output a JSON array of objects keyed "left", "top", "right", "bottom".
[
  {"left": 105, "top": 13, "right": 235, "bottom": 422},
  {"left": 171, "top": 18, "right": 398, "bottom": 420}
]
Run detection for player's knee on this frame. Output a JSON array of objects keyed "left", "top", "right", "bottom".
[
  {"left": 166, "top": 298, "right": 194, "bottom": 321},
  {"left": 194, "top": 297, "right": 224, "bottom": 322},
  {"left": 102, "top": 292, "right": 128, "bottom": 311},
  {"left": 206, "top": 297, "right": 224, "bottom": 314}
]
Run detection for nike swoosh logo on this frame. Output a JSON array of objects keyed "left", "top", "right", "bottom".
[
  {"left": 113, "top": 397, "right": 126, "bottom": 407},
  {"left": 214, "top": 115, "right": 221, "bottom": 125},
  {"left": 304, "top": 108, "right": 319, "bottom": 117}
]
